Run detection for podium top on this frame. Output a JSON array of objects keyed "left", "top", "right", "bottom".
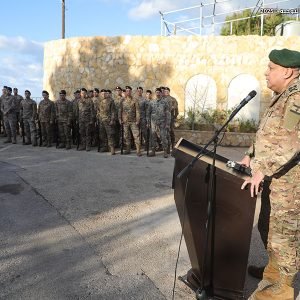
[{"left": 174, "top": 138, "right": 250, "bottom": 180}]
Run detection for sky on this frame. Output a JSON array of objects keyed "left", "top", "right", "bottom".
[{"left": 0, "top": 0, "right": 299, "bottom": 98}]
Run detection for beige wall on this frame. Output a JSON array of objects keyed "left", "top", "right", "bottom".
[{"left": 43, "top": 35, "right": 299, "bottom": 114}]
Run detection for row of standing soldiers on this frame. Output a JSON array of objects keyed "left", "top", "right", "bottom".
[{"left": 0, "top": 85, "right": 178, "bottom": 158}]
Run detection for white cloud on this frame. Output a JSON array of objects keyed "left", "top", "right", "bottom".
[
  {"left": 128, "top": 0, "right": 182, "bottom": 20},
  {"left": 0, "top": 36, "right": 44, "bottom": 98}
]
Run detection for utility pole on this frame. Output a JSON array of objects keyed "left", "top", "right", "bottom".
[{"left": 62, "top": 0, "right": 65, "bottom": 39}]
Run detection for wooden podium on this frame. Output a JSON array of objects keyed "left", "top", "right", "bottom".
[{"left": 172, "top": 138, "right": 256, "bottom": 300}]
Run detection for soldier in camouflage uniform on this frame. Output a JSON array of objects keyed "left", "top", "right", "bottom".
[
  {"left": 75, "top": 88, "right": 95, "bottom": 151},
  {"left": 113, "top": 86, "right": 123, "bottom": 148},
  {"left": 38, "top": 90, "right": 55, "bottom": 147},
  {"left": 135, "top": 87, "right": 148, "bottom": 150},
  {"left": 91, "top": 88, "right": 100, "bottom": 147},
  {"left": 119, "top": 86, "right": 141, "bottom": 156},
  {"left": 147, "top": 87, "right": 170, "bottom": 158},
  {"left": 0, "top": 86, "right": 7, "bottom": 135},
  {"left": 55, "top": 90, "right": 72, "bottom": 149},
  {"left": 1, "top": 87, "right": 18, "bottom": 143},
  {"left": 20, "top": 90, "right": 38, "bottom": 146},
  {"left": 71, "top": 90, "right": 81, "bottom": 145},
  {"left": 96, "top": 90, "right": 116, "bottom": 154},
  {"left": 13, "top": 87, "right": 23, "bottom": 135},
  {"left": 241, "top": 48, "right": 300, "bottom": 300},
  {"left": 164, "top": 87, "right": 179, "bottom": 150}
]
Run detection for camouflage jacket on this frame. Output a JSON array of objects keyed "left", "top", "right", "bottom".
[
  {"left": 76, "top": 97, "right": 95, "bottom": 123},
  {"left": 14, "top": 94, "right": 23, "bottom": 113},
  {"left": 119, "top": 96, "right": 140, "bottom": 123},
  {"left": 1, "top": 95, "right": 17, "bottom": 116},
  {"left": 55, "top": 99, "right": 72, "bottom": 123},
  {"left": 71, "top": 98, "right": 79, "bottom": 120},
  {"left": 113, "top": 95, "right": 123, "bottom": 114},
  {"left": 38, "top": 99, "right": 55, "bottom": 123},
  {"left": 250, "top": 79, "right": 300, "bottom": 177},
  {"left": 20, "top": 98, "right": 37, "bottom": 120},
  {"left": 165, "top": 95, "right": 179, "bottom": 119},
  {"left": 147, "top": 97, "right": 171, "bottom": 127},
  {"left": 96, "top": 97, "right": 116, "bottom": 123},
  {"left": 135, "top": 95, "right": 148, "bottom": 120}
]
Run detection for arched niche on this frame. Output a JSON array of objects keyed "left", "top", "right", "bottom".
[
  {"left": 227, "top": 74, "right": 260, "bottom": 122},
  {"left": 185, "top": 74, "right": 217, "bottom": 114}
]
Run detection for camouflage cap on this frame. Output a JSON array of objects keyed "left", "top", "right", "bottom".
[
  {"left": 269, "top": 48, "right": 300, "bottom": 68},
  {"left": 59, "top": 89, "right": 66, "bottom": 95}
]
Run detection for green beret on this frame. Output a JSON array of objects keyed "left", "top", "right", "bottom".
[{"left": 269, "top": 48, "right": 300, "bottom": 68}]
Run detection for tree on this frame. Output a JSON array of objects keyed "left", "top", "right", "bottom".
[{"left": 220, "top": 9, "right": 293, "bottom": 36}]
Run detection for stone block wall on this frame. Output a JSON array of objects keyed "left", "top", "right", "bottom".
[{"left": 43, "top": 35, "right": 299, "bottom": 115}]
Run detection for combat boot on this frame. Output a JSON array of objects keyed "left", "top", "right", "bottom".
[
  {"left": 86, "top": 145, "right": 91, "bottom": 152},
  {"left": 124, "top": 145, "right": 131, "bottom": 155},
  {"left": 262, "top": 251, "right": 280, "bottom": 283},
  {"left": 253, "top": 274, "right": 295, "bottom": 300},
  {"left": 167, "top": 145, "right": 170, "bottom": 154},
  {"left": 110, "top": 146, "right": 115, "bottom": 155},
  {"left": 42, "top": 141, "right": 48, "bottom": 147},
  {"left": 148, "top": 148, "right": 156, "bottom": 157},
  {"left": 78, "top": 144, "right": 85, "bottom": 151},
  {"left": 65, "top": 143, "right": 71, "bottom": 150},
  {"left": 58, "top": 143, "right": 65, "bottom": 149},
  {"left": 32, "top": 139, "right": 37, "bottom": 147},
  {"left": 136, "top": 144, "right": 142, "bottom": 157},
  {"left": 47, "top": 141, "right": 52, "bottom": 148},
  {"left": 12, "top": 136, "right": 17, "bottom": 144},
  {"left": 163, "top": 148, "right": 169, "bottom": 158}
]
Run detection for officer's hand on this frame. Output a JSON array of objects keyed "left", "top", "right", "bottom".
[
  {"left": 237, "top": 155, "right": 251, "bottom": 167},
  {"left": 50, "top": 121, "right": 53, "bottom": 125},
  {"left": 136, "top": 121, "right": 140, "bottom": 126},
  {"left": 241, "top": 170, "right": 264, "bottom": 198}
]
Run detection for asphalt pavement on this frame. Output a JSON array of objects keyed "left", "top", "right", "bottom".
[{"left": 0, "top": 137, "right": 298, "bottom": 300}]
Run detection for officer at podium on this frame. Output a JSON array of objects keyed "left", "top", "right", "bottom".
[{"left": 241, "top": 48, "right": 300, "bottom": 300}]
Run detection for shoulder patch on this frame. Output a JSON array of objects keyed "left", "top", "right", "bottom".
[{"left": 283, "top": 103, "right": 300, "bottom": 130}]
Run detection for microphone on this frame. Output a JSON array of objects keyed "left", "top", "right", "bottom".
[{"left": 232, "top": 90, "right": 257, "bottom": 114}]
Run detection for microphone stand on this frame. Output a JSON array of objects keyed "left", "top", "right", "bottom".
[{"left": 176, "top": 106, "right": 246, "bottom": 300}]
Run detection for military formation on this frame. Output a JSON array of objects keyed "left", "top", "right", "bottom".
[{"left": 0, "top": 85, "right": 178, "bottom": 158}]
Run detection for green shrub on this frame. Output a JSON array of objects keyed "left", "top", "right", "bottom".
[{"left": 178, "top": 108, "right": 258, "bottom": 133}]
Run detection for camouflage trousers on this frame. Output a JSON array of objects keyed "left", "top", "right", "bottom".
[
  {"left": 114, "top": 120, "right": 121, "bottom": 148},
  {"left": 23, "top": 118, "right": 37, "bottom": 143},
  {"left": 170, "top": 117, "right": 176, "bottom": 145},
  {"left": 58, "top": 121, "right": 71, "bottom": 145},
  {"left": 91, "top": 120, "right": 99, "bottom": 147},
  {"left": 124, "top": 122, "right": 140, "bottom": 148},
  {"left": 79, "top": 121, "right": 91, "bottom": 147},
  {"left": 267, "top": 166, "right": 300, "bottom": 277},
  {"left": 40, "top": 122, "right": 53, "bottom": 145},
  {"left": 3, "top": 114, "right": 17, "bottom": 140},
  {"left": 140, "top": 119, "right": 148, "bottom": 145},
  {"left": 99, "top": 120, "right": 115, "bottom": 150},
  {"left": 150, "top": 122, "right": 168, "bottom": 150}
]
